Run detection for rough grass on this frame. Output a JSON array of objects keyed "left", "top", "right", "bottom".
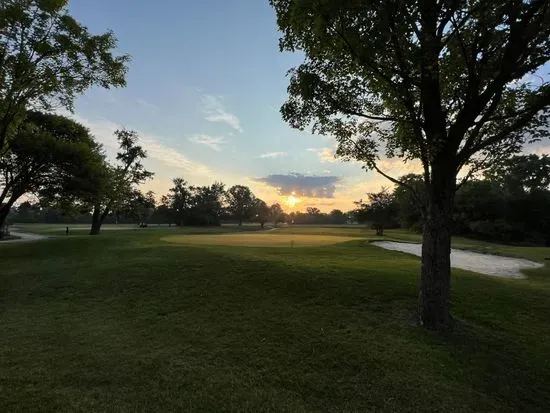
[{"left": 1, "top": 225, "right": 549, "bottom": 412}]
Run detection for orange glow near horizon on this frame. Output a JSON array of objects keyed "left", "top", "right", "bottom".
[{"left": 285, "top": 193, "right": 301, "bottom": 208}]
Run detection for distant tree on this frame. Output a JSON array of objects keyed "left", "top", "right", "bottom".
[
  {"left": 485, "top": 154, "right": 550, "bottom": 196},
  {"left": 329, "top": 209, "right": 347, "bottom": 224},
  {"left": 356, "top": 188, "right": 397, "bottom": 236},
  {"left": 271, "top": 0, "right": 550, "bottom": 330},
  {"left": 226, "top": 185, "right": 255, "bottom": 226},
  {"left": 253, "top": 198, "right": 270, "bottom": 228},
  {"left": 0, "top": 0, "right": 129, "bottom": 152},
  {"left": 0, "top": 111, "right": 102, "bottom": 236},
  {"left": 269, "top": 203, "right": 284, "bottom": 226},
  {"left": 123, "top": 190, "right": 156, "bottom": 227},
  {"left": 163, "top": 178, "right": 192, "bottom": 226},
  {"left": 188, "top": 182, "right": 226, "bottom": 226},
  {"left": 88, "top": 130, "right": 153, "bottom": 235},
  {"left": 306, "top": 207, "right": 321, "bottom": 216}
]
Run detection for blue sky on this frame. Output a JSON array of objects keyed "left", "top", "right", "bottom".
[
  {"left": 64, "top": 0, "right": 388, "bottom": 212},
  {"left": 65, "top": 0, "right": 549, "bottom": 212}
]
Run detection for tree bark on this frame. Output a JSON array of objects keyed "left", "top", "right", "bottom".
[
  {"left": 0, "top": 195, "right": 18, "bottom": 238},
  {"left": 89, "top": 206, "right": 102, "bottom": 235},
  {"left": 420, "top": 167, "right": 456, "bottom": 331}
]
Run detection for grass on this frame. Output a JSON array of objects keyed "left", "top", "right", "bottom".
[{"left": 1, "top": 225, "right": 550, "bottom": 412}]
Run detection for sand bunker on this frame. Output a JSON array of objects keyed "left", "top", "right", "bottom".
[{"left": 372, "top": 241, "right": 543, "bottom": 279}]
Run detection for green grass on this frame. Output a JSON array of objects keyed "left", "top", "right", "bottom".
[{"left": 1, "top": 226, "right": 550, "bottom": 412}]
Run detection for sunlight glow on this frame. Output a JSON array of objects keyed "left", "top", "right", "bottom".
[{"left": 285, "top": 194, "right": 300, "bottom": 208}]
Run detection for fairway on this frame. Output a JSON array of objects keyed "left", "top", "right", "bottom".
[
  {"left": 162, "top": 232, "right": 358, "bottom": 247},
  {"left": 2, "top": 227, "right": 550, "bottom": 412}
]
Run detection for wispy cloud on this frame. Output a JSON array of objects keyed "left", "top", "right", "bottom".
[
  {"left": 259, "top": 152, "right": 287, "bottom": 159},
  {"left": 136, "top": 98, "right": 158, "bottom": 112},
  {"left": 202, "top": 94, "right": 243, "bottom": 133},
  {"left": 189, "top": 134, "right": 226, "bottom": 151},
  {"left": 307, "top": 147, "right": 337, "bottom": 163},
  {"left": 253, "top": 173, "right": 342, "bottom": 198}
]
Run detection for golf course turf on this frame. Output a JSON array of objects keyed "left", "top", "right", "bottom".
[{"left": 1, "top": 225, "right": 549, "bottom": 412}]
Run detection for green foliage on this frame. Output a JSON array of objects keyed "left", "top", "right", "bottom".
[
  {"left": 226, "top": 185, "right": 256, "bottom": 225},
  {"left": 253, "top": 198, "right": 270, "bottom": 227},
  {"left": 355, "top": 188, "right": 398, "bottom": 235},
  {"left": 0, "top": 111, "right": 102, "bottom": 227},
  {"left": 0, "top": 0, "right": 129, "bottom": 150},
  {"left": 271, "top": 0, "right": 550, "bottom": 175},
  {"left": 85, "top": 130, "right": 153, "bottom": 234},
  {"left": 269, "top": 202, "right": 284, "bottom": 224},
  {"left": 162, "top": 179, "right": 226, "bottom": 226}
]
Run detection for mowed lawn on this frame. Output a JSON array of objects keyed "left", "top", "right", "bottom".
[{"left": 1, "top": 226, "right": 550, "bottom": 412}]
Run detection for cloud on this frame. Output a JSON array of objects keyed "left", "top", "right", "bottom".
[
  {"left": 376, "top": 158, "right": 424, "bottom": 177},
  {"left": 62, "top": 112, "right": 211, "bottom": 176},
  {"left": 136, "top": 99, "right": 158, "bottom": 112},
  {"left": 202, "top": 94, "right": 243, "bottom": 133},
  {"left": 189, "top": 134, "right": 226, "bottom": 151},
  {"left": 259, "top": 152, "right": 287, "bottom": 159},
  {"left": 253, "top": 173, "right": 342, "bottom": 198},
  {"left": 307, "top": 147, "right": 337, "bottom": 163}
]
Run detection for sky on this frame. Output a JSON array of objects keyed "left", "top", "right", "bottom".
[{"left": 65, "top": 0, "right": 549, "bottom": 213}]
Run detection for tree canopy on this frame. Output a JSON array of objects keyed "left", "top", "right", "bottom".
[
  {"left": 271, "top": 0, "right": 550, "bottom": 330},
  {"left": 0, "top": 111, "right": 102, "bottom": 233},
  {"left": 0, "top": 0, "right": 129, "bottom": 151}
]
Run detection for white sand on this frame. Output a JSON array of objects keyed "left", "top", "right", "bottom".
[{"left": 372, "top": 241, "right": 544, "bottom": 279}]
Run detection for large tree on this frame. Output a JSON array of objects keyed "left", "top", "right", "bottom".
[
  {"left": 226, "top": 185, "right": 255, "bottom": 226},
  {"left": 0, "top": 0, "right": 129, "bottom": 152},
  {"left": 0, "top": 111, "right": 102, "bottom": 235},
  {"left": 88, "top": 130, "right": 153, "bottom": 235},
  {"left": 271, "top": 0, "right": 550, "bottom": 330},
  {"left": 162, "top": 178, "right": 192, "bottom": 226},
  {"left": 253, "top": 198, "right": 270, "bottom": 228}
]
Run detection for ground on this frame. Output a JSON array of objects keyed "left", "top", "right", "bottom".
[{"left": 1, "top": 225, "right": 549, "bottom": 412}]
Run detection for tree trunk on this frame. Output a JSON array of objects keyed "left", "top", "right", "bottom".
[
  {"left": 420, "top": 167, "right": 456, "bottom": 331},
  {"left": 89, "top": 206, "right": 102, "bottom": 235},
  {"left": 0, "top": 196, "right": 18, "bottom": 238},
  {"left": 238, "top": 219, "right": 242, "bottom": 226},
  {"left": 260, "top": 222, "right": 265, "bottom": 229}
]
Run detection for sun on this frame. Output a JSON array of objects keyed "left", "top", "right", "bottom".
[{"left": 285, "top": 193, "right": 300, "bottom": 208}]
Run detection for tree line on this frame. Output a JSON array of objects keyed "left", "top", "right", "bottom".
[{"left": 355, "top": 154, "right": 550, "bottom": 246}]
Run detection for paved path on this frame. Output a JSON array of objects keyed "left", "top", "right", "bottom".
[{"left": 0, "top": 232, "right": 50, "bottom": 244}]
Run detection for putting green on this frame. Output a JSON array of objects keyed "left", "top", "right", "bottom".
[{"left": 161, "top": 233, "right": 358, "bottom": 247}]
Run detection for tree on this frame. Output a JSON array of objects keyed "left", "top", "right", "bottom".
[
  {"left": 163, "top": 178, "right": 192, "bottom": 226},
  {"left": 188, "top": 182, "right": 226, "bottom": 226},
  {"left": 123, "top": 190, "right": 156, "bottom": 227},
  {"left": 253, "top": 198, "right": 270, "bottom": 228},
  {"left": 306, "top": 207, "right": 321, "bottom": 216},
  {"left": 0, "top": 111, "right": 102, "bottom": 236},
  {"left": 485, "top": 154, "right": 550, "bottom": 196},
  {"left": 88, "top": 130, "right": 153, "bottom": 235},
  {"left": 0, "top": 0, "right": 129, "bottom": 153},
  {"left": 226, "top": 185, "right": 255, "bottom": 225},
  {"left": 330, "top": 209, "right": 347, "bottom": 224},
  {"left": 356, "top": 188, "right": 397, "bottom": 236},
  {"left": 271, "top": 0, "right": 550, "bottom": 330},
  {"left": 269, "top": 203, "right": 284, "bottom": 225}
]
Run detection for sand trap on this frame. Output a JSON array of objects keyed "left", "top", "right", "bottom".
[
  {"left": 162, "top": 233, "right": 356, "bottom": 247},
  {"left": 372, "top": 241, "right": 543, "bottom": 279}
]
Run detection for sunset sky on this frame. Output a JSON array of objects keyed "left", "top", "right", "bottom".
[{"left": 66, "top": 0, "right": 549, "bottom": 212}]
